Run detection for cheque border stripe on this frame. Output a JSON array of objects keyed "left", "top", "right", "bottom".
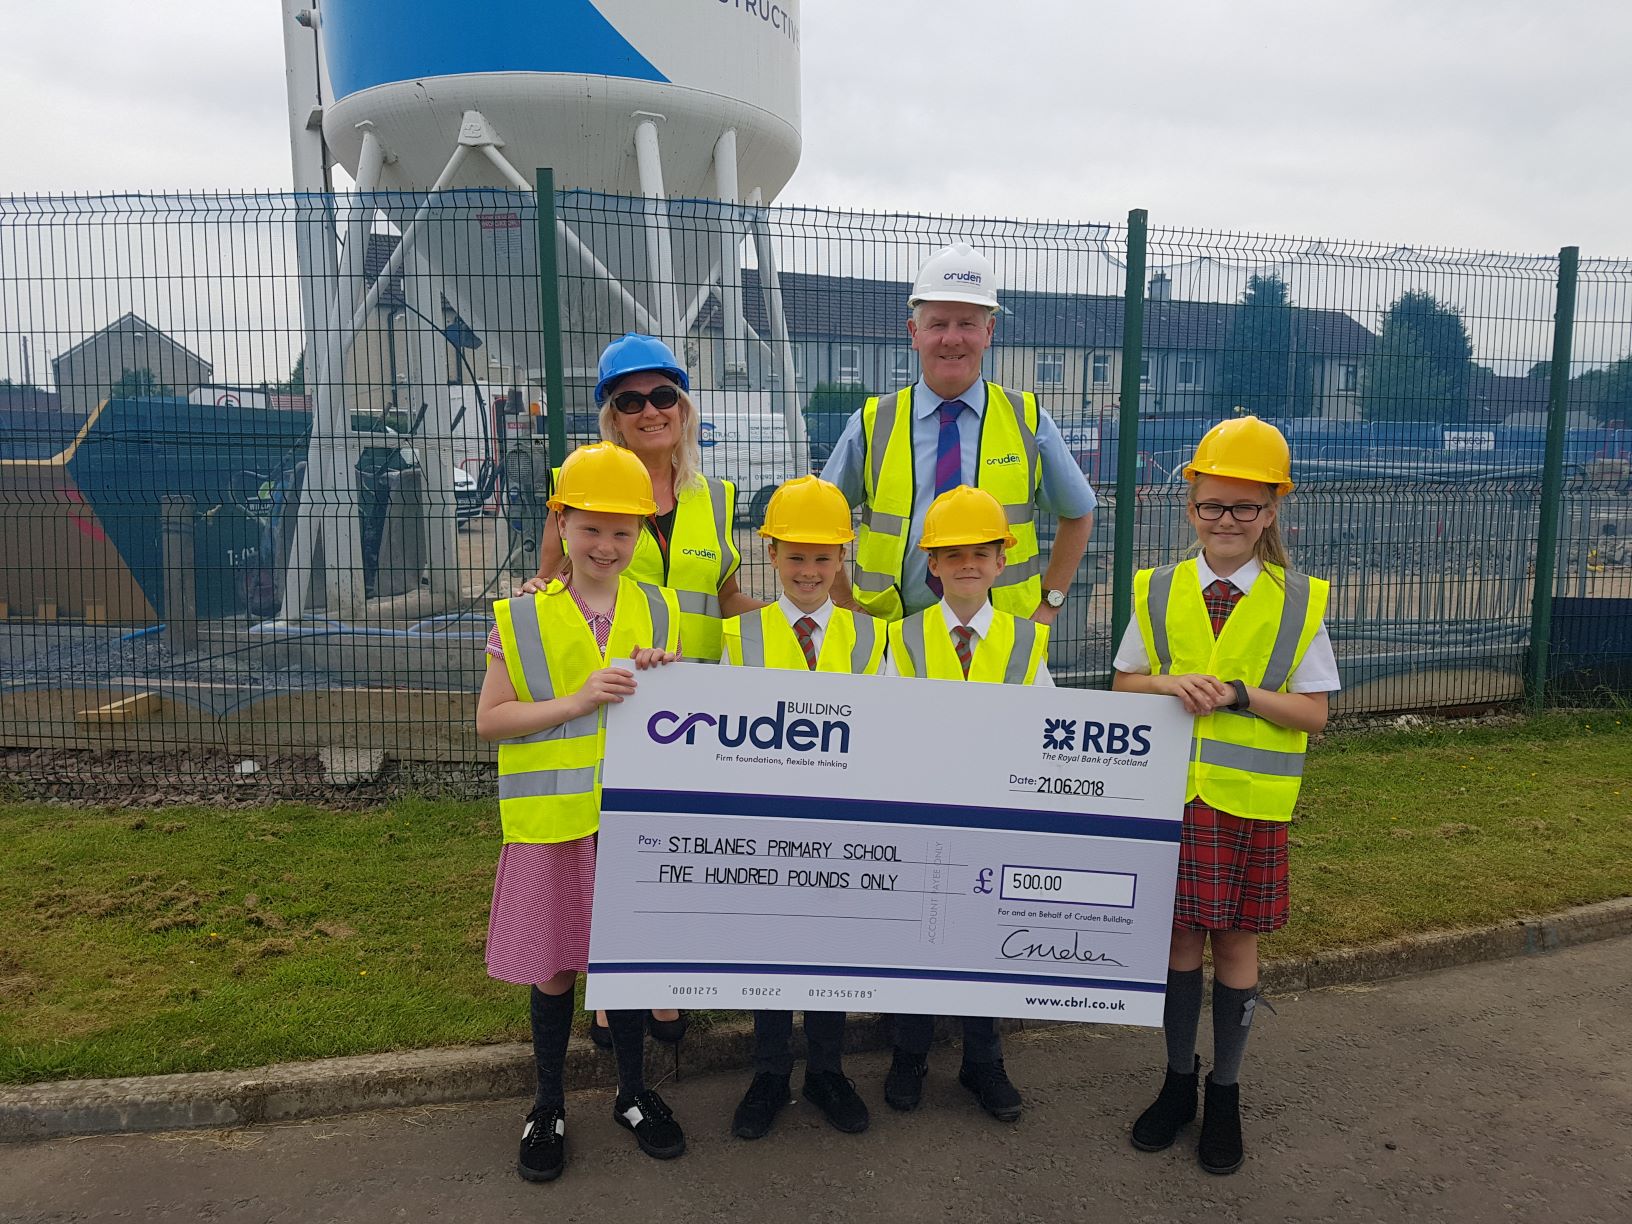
[
  {"left": 601, "top": 789, "right": 1182, "bottom": 842},
  {"left": 587, "top": 960, "right": 1166, "bottom": 993}
]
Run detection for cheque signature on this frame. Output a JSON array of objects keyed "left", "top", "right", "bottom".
[{"left": 1000, "top": 928, "right": 1127, "bottom": 967}]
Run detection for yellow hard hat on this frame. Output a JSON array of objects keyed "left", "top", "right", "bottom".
[
  {"left": 918, "top": 485, "right": 1016, "bottom": 550},
  {"left": 1182, "top": 415, "right": 1294, "bottom": 495},
  {"left": 546, "top": 442, "right": 657, "bottom": 515},
  {"left": 758, "top": 475, "right": 855, "bottom": 544}
]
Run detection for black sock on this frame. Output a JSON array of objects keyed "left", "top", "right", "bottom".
[
  {"left": 606, "top": 1009, "right": 648, "bottom": 1102},
  {"left": 1211, "top": 980, "right": 1259, "bottom": 1086},
  {"left": 1163, "top": 967, "right": 1205, "bottom": 1074},
  {"left": 529, "top": 986, "right": 574, "bottom": 1112}
]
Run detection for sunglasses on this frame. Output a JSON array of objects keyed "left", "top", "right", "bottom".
[{"left": 611, "top": 384, "right": 682, "bottom": 414}]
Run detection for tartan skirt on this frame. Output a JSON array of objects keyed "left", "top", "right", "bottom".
[{"left": 1173, "top": 800, "right": 1290, "bottom": 933}]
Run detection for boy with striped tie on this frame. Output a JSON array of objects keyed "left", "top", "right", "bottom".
[
  {"left": 721, "top": 475, "right": 886, "bottom": 1139},
  {"left": 881, "top": 484, "right": 1053, "bottom": 1122}
]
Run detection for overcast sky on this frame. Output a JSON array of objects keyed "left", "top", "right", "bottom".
[{"left": 2, "top": 0, "right": 1627, "bottom": 258}]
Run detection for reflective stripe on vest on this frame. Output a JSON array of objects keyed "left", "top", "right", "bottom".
[
  {"left": 554, "top": 468, "right": 738, "bottom": 661},
  {"left": 853, "top": 383, "right": 1043, "bottom": 621},
  {"left": 1132, "top": 558, "right": 1328, "bottom": 821},
  {"left": 492, "top": 577, "right": 682, "bottom": 844},
  {"left": 887, "top": 607, "right": 1048, "bottom": 684},
  {"left": 724, "top": 605, "right": 887, "bottom": 675}
]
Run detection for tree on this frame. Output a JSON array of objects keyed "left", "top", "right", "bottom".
[
  {"left": 1360, "top": 291, "right": 1474, "bottom": 423},
  {"left": 107, "top": 367, "right": 171, "bottom": 399},
  {"left": 1219, "top": 274, "right": 1315, "bottom": 419},
  {"left": 1526, "top": 360, "right": 1551, "bottom": 380},
  {"left": 1569, "top": 355, "right": 1632, "bottom": 426},
  {"left": 802, "top": 382, "right": 870, "bottom": 467},
  {"left": 273, "top": 352, "right": 306, "bottom": 394}
]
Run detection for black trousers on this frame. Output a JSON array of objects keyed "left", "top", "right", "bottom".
[
  {"left": 753, "top": 1009, "right": 846, "bottom": 1077},
  {"left": 892, "top": 1014, "right": 1002, "bottom": 1064}
]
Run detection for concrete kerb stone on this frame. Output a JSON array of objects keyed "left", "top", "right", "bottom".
[{"left": 4, "top": 897, "right": 1629, "bottom": 1144}]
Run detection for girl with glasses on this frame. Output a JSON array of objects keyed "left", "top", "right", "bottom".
[{"left": 1111, "top": 415, "right": 1340, "bottom": 1175}]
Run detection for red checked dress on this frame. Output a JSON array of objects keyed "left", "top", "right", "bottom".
[
  {"left": 482, "top": 587, "right": 610, "bottom": 985},
  {"left": 1172, "top": 580, "right": 1291, "bottom": 934}
]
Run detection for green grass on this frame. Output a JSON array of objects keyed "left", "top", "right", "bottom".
[{"left": 2, "top": 711, "right": 1628, "bottom": 1084}]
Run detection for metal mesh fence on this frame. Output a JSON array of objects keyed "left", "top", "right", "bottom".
[{"left": 1, "top": 190, "right": 1628, "bottom": 795}]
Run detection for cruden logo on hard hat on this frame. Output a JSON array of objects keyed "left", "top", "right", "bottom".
[{"left": 910, "top": 243, "right": 999, "bottom": 309}]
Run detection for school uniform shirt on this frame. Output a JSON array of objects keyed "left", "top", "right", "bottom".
[
  {"left": 880, "top": 599, "right": 1054, "bottom": 687},
  {"left": 718, "top": 596, "right": 836, "bottom": 665},
  {"left": 1112, "top": 555, "right": 1340, "bottom": 693},
  {"left": 821, "top": 377, "right": 1099, "bottom": 617}
]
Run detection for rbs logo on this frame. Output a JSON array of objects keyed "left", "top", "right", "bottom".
[{"left": 1041, "top": 717, "right": 1151, "bottom": 757}]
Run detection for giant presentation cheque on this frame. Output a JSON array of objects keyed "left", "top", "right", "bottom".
[{"left": 586, "top": 663, "right": 1191, "bottom": 1025}]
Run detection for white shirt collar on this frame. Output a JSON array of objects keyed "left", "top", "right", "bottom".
[
  {"left": 778, "top": 595, "right": 834, "bottom": 632},
  {"left": 913, "top": 377, "right": 987, "bottom": 419},
  {"left": 1196, "top": 553, "right": 1261, "bottom": 594},
  {"left": 938, "top": 598, "right": 995, "bottom": 639}
]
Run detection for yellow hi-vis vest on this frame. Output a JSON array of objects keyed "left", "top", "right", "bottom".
[
  {"left": 722, "top": 605, "right": 887, "bottom": 674},
  {"left": 854, "top": 383, "right": 1043, "bottom": 622},
  {"left": 1132, "top": 558, "right": 1329, "bottom": 822},
  {"left": 552, "top": 468, "right": 739, "bottom": 661},
  {"left": 492, "top": 577, "right": 681, "bottom": 844},
  {"left": 886, "top": 606, "right": 1049, "bottom": 684}
]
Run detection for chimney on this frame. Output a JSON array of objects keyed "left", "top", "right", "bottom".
[{"left": 1148, "top": 271, "right": 1171, "bottom": 302}]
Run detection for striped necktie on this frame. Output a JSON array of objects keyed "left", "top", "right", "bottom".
[
  {"left": 952, "top": 624, "right": 975, "bottom": 679},
  {"left": 793, "top": 616, "right": 819, "bottom": 671},
  {"left": 927, "top": 400, "right": 967, "bottom": 600}
]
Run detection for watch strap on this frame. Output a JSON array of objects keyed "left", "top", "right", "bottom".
[{"left": 1228, "top": 679, "right": 1250, "bottom": 711}]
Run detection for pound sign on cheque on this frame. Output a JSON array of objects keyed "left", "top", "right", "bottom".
[{"left": 973, "top": 868, "right": 994, "bottom": 895}]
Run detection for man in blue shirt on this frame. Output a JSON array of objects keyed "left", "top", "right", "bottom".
[{"left": 821, "top": 242, "right": 1098, "bottom": 626}]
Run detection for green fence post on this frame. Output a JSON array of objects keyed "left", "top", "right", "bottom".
[
  {"left": 1526, "top": 244, "right": 1580, "bottom": 711},
  {"left": 1111, "top": 209, "right": 1149, "bottom": 646},
  {"left": 534, "top": 167, "right": 568, "bottom": 467}
]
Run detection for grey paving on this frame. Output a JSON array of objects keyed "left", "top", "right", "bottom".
[{"left": 3, "top": 935, "right": 1628, "bottom": 1223}]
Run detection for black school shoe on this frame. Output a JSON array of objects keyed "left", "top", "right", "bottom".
[
  {"left": 803, "top": 1070, "right": 870, "bottom": 1133},
  {"left": 958, "top": 1059, "right": 1023, "bottom": 1122},
  {"left": 1198, "top": 1074, "right": 1245, "bottom": 1175},
  {"left": 517, "top": 1105, "right": 566, "bottom": 1183},
  {"left": 1130, "top": 1056, "right": 1200, "bottom": 1152},
  {"left": 732, "top": 1072, "right": 791, "bottom": 1140},
  {"left": 647, "top": 1011, "right": 691, "bottom": 1045},
  {"left": 883, "top": 1049, "right": 928, "bottom": 1111},
  {"left": 614, "top": 1088, "right": 687, "bottom": 1159}
]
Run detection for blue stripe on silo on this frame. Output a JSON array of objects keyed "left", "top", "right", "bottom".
[{"left": 321, "top": 0, "right": 668, "bottom": 100}]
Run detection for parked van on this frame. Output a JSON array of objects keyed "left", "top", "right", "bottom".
[{"left": 697, "top": 390, "right": 809, "bottom": 526}]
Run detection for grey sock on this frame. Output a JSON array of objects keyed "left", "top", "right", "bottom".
[
  {"left": 1211, "top": 980, "right": 1259, "bottom": 1086},
  {"left": 1163, "top": 967, "right": 1205, "bottom": 1074}
]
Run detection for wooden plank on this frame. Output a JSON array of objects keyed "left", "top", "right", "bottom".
[{"left": 75, "top": 691, "right": 164, "bottom": 725}]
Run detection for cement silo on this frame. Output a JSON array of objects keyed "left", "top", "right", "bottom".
[{"left": 279, "top": 0, "right": 804, "bottom": 616}]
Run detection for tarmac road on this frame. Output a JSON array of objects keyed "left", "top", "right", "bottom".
[{"left": 3, "top": 935, "right": 1628, "bottom": 1224}]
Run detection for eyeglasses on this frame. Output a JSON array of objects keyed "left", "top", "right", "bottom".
[
  {"left": 1192, "top": 501, "right": 1267, "bottom": 522},
  {"left": 611, "top": 385, "right": 681, "bottom": 414}
]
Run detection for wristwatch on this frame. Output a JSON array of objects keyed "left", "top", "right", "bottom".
[
  {"left": 1043, "top": 588, "right": 1067, "bottom": 609},
  {"left": 1226, "top": 679, "right": 1250, "bottom": 711}
]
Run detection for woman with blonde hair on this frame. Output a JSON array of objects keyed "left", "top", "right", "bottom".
[{"left": 527, "top": 333, "right": 756, "bottom": 663}]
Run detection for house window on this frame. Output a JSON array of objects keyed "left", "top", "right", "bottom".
[
  {"left": 1177, "top": 358, "right": 1199, "bottom": 389},
  {"left": 1091, "top": 353, "right": 1110, "bottom": 384},
  {"left": 836, "top": 345, "right": 862, "bottom": 385},
  {"left": 1340, "top": 363, "right": 1358, "bottom": 393},
  {"left": 891, "top": 347, "right": 914, "bottom": 385},
  {"left": 1139, "top": 357, "right": 1152, "bottom": 389},
  {"left": 1035, "top": 350, "right": 1065, "bottom": 386}
]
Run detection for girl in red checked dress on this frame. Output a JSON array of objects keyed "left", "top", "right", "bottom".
[{"left": 1113, "top": 416, "right": 1339, "bottom": 1175}]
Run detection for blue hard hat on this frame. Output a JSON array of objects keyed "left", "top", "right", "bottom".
[{"left": 594, "top": 333, "right": 690, "bottom": 406}]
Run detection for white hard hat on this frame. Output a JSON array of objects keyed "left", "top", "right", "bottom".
[{"left": 909, "top": 242, "right": 999, "bottom": 309}]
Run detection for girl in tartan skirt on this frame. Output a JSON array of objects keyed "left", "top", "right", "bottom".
[{"left": 1112, "top": 416, "right": 1340, "bottom": 1174}]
